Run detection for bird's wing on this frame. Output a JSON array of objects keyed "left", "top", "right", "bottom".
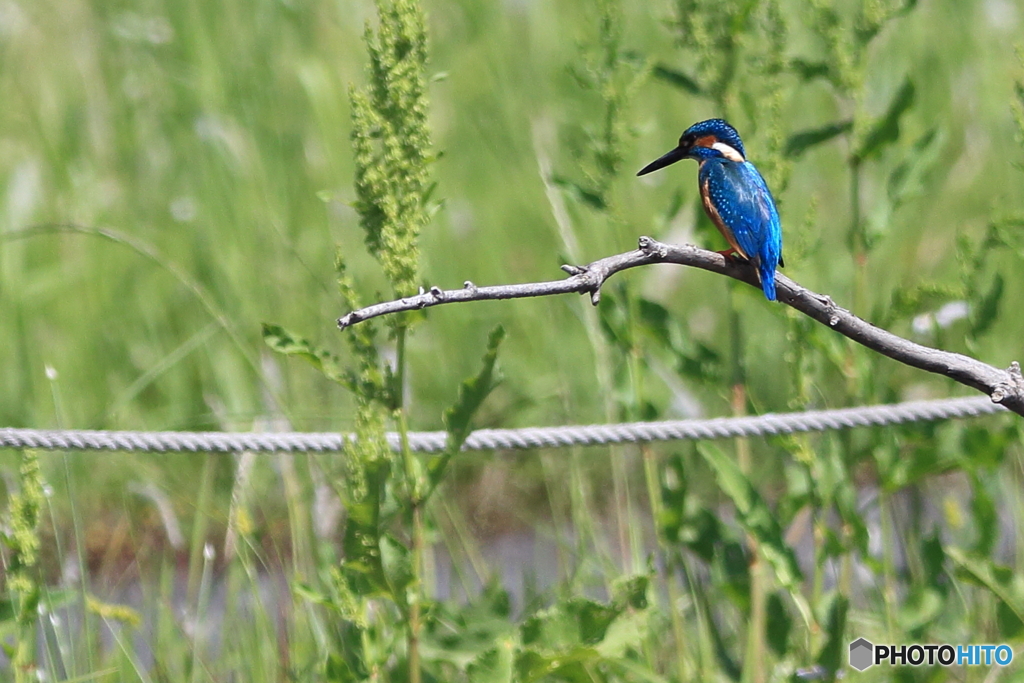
[{"left": 700, "top": 161, "right": 781, "bottom": 265}]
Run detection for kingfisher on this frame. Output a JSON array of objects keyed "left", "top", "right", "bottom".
[{"left": 637, "top": 119, "right": 783, "bottom": 301}]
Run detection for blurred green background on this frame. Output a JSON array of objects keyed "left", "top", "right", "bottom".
[
  {"left": 3, "top": 0, "right": 1024, "bottom": 680},
  {"left": 3, "top": 0, "right": 1022, "bottom": 434},
  {"left": 3, "top": 0, "right": 1022, "bottom": 518}
]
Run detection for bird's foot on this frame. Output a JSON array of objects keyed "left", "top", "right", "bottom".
[{"left": 716, "top": 248, "right": 742, "bottom": 263}]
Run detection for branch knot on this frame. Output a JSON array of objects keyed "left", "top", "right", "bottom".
[
  {"left": 991, "top": 361, "right": 1024, "bottom": 408},
  {"left": 638, "top": 236, "right": 667, "bottom": 258}
]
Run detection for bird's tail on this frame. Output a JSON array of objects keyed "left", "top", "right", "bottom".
[{"left": 758, "top": 256, "right": 777, "bottom": 301}]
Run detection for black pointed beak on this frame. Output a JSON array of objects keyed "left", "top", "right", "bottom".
[{"left": 637, "top": 146, "right": 688, "bottom": 176}]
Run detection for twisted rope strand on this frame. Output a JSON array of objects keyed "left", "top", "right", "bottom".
[{"left": 0, "top": 395, "right": 1005, "bottom": 454}]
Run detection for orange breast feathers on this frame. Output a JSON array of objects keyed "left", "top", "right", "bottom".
[{"left": 700, "top": 178, "right": 748, "bottom": 259}]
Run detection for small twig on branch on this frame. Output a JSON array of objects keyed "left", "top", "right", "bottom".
[{"left": 337, "top": 236, "right": 1024, "bottom": 417}]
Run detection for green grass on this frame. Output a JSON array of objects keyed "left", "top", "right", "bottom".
[{"left": 3, "top": 0, "right": 1024, "bottom": 681}]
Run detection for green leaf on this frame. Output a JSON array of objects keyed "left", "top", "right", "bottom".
[
  {"left": 948, "top": 547, "right": 1024, "bottom": 629},
  {"left": 636, "top": 297, "right": 673, "bottom": 347},
  {"left": 823, "top": 443, "right": 869, "bottom": 557},
  {"left": 883, "top": 282, "right": 960, "bottom": 328},
  {"left": 262, "top": 323, "right": 345, "bottom": 383},
  {"left": 853, "top": 78, "right": 915, "bottom": 162},
  {"left": 887, "top": 128, "right": 942, "bottom": 208},
  {"left": 622, "top": 293, "right": 723, "bottom": 385},
  {"left": 765, "top": 591, "right": 792, "bottom": 657},
  {"left": 293, "top": 581, "right": 332, "bottom": 608},
  {"left": 920, "top": 531, "right": 947, "bottom": 589},
  {"left": 380, "top": 533, "right": 414, "bottom": 598},
  {"left": 969, "top": 473, "right": 998, "bottom": 556},
  {"left": 676, "top": 340, "right": 723, "bottom": 386},
  {"left": 597, "top": 287, "right": 632, "bottom": 350},
  {"left": 614, "top": 574, "right": 649, "bottom": 610},
  {"left": 326, "top": 654, "right": 360, "bottom": 683},
  {"left": 522, "top": 600, "right": 615, "bottom": 653},
  {"left": 990, "top": 218, "right": 1024, "bottom": 257},
  {"left": 571, "top": 599, "right": 620, "bottom": 645},
  {"left": 789, "top": 59, "right": 831, "bottom": 82},
  {"left": 695, "top": 586, "right": 741, "bottom": 682},
  {"left": 20, "top": 585, "right": 41, "bottom": 618},
  {"left": 652, "top": 64, "right": 702, "bottom": 94},
  {"left": 856, "top": 0, "right": 918, "bottom": 44},
  {"left": 0, "top": 596, "right": 14, "bottom": 623},
  {"left": 341, "top": 459, "right": 394, "bottom": 601},
  {"left": 427, "top": 326, "right": 505, "bottom": 496},
  {"left": 960, "top": 426, "right": 1012, "bottom": 471},
  {"left": 594, "top": 608, "right": 649, "bottom": 659},
  {"left": 899, "top": 587, "right": 943, "bottom": 634},
  {"left": 717, "top": 540, "right": 752, "bottom": 610},
  {"left": 969, "top": 273, "right": 1003, "bottom": 339},
  {"left": 515, "top": 647, "right": 595, "bottom": 683},
  {"left": 513, "top": 586, "right": 652, "bottom": 682},
  {"left": 998, "top": 601, "right": 1024, "bottom": 640},
  {"left": 551, "top": 175, "right": 607, "bottom": 210},
  {"left": 815, "top": 593, "right": 848, "bottom": 678},
  {"left": 264, "top": 314, "right": 394, "bottom": 406},
  {"left": 657, "top": 454, "right": 686, "bottom": 527},
  {"left": 785, "top": 120, "right": 852, "bottom": 158},
  {"left": 696, "top": 443, "right": 804, "bottom": 592},
  {"left": 467, "top": 642, "right": 515, "bottom": 683},
  {"left": 425, "top": 584, "right": 516, "bottom": 672},
  {"left": 677, "top": 508, "right": 725, "bottom": 563}
]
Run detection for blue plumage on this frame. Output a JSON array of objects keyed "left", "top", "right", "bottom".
[{"left": 637, "top": 119, "right": 783, "bottom": 301}]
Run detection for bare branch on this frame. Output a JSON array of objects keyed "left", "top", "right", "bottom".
[{"left": 337, "top": 236, "right": 1024, "bottom": 417}]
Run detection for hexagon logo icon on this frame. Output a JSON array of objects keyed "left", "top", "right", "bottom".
[{"left": 849, "top": 638, "right": 874, "bottom": 671}]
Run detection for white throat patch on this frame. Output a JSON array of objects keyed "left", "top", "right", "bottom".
[{"left": 712, "top": 141, "right": 745, "bottom": 162}]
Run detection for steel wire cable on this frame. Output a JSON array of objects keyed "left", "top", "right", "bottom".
[{"left": 0, "top": 395, "right": 1007, "bottom": 454}]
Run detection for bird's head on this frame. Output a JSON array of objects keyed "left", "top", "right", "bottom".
[{"left": 637, "top": 118, "right": 746, "bottom": 176}]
